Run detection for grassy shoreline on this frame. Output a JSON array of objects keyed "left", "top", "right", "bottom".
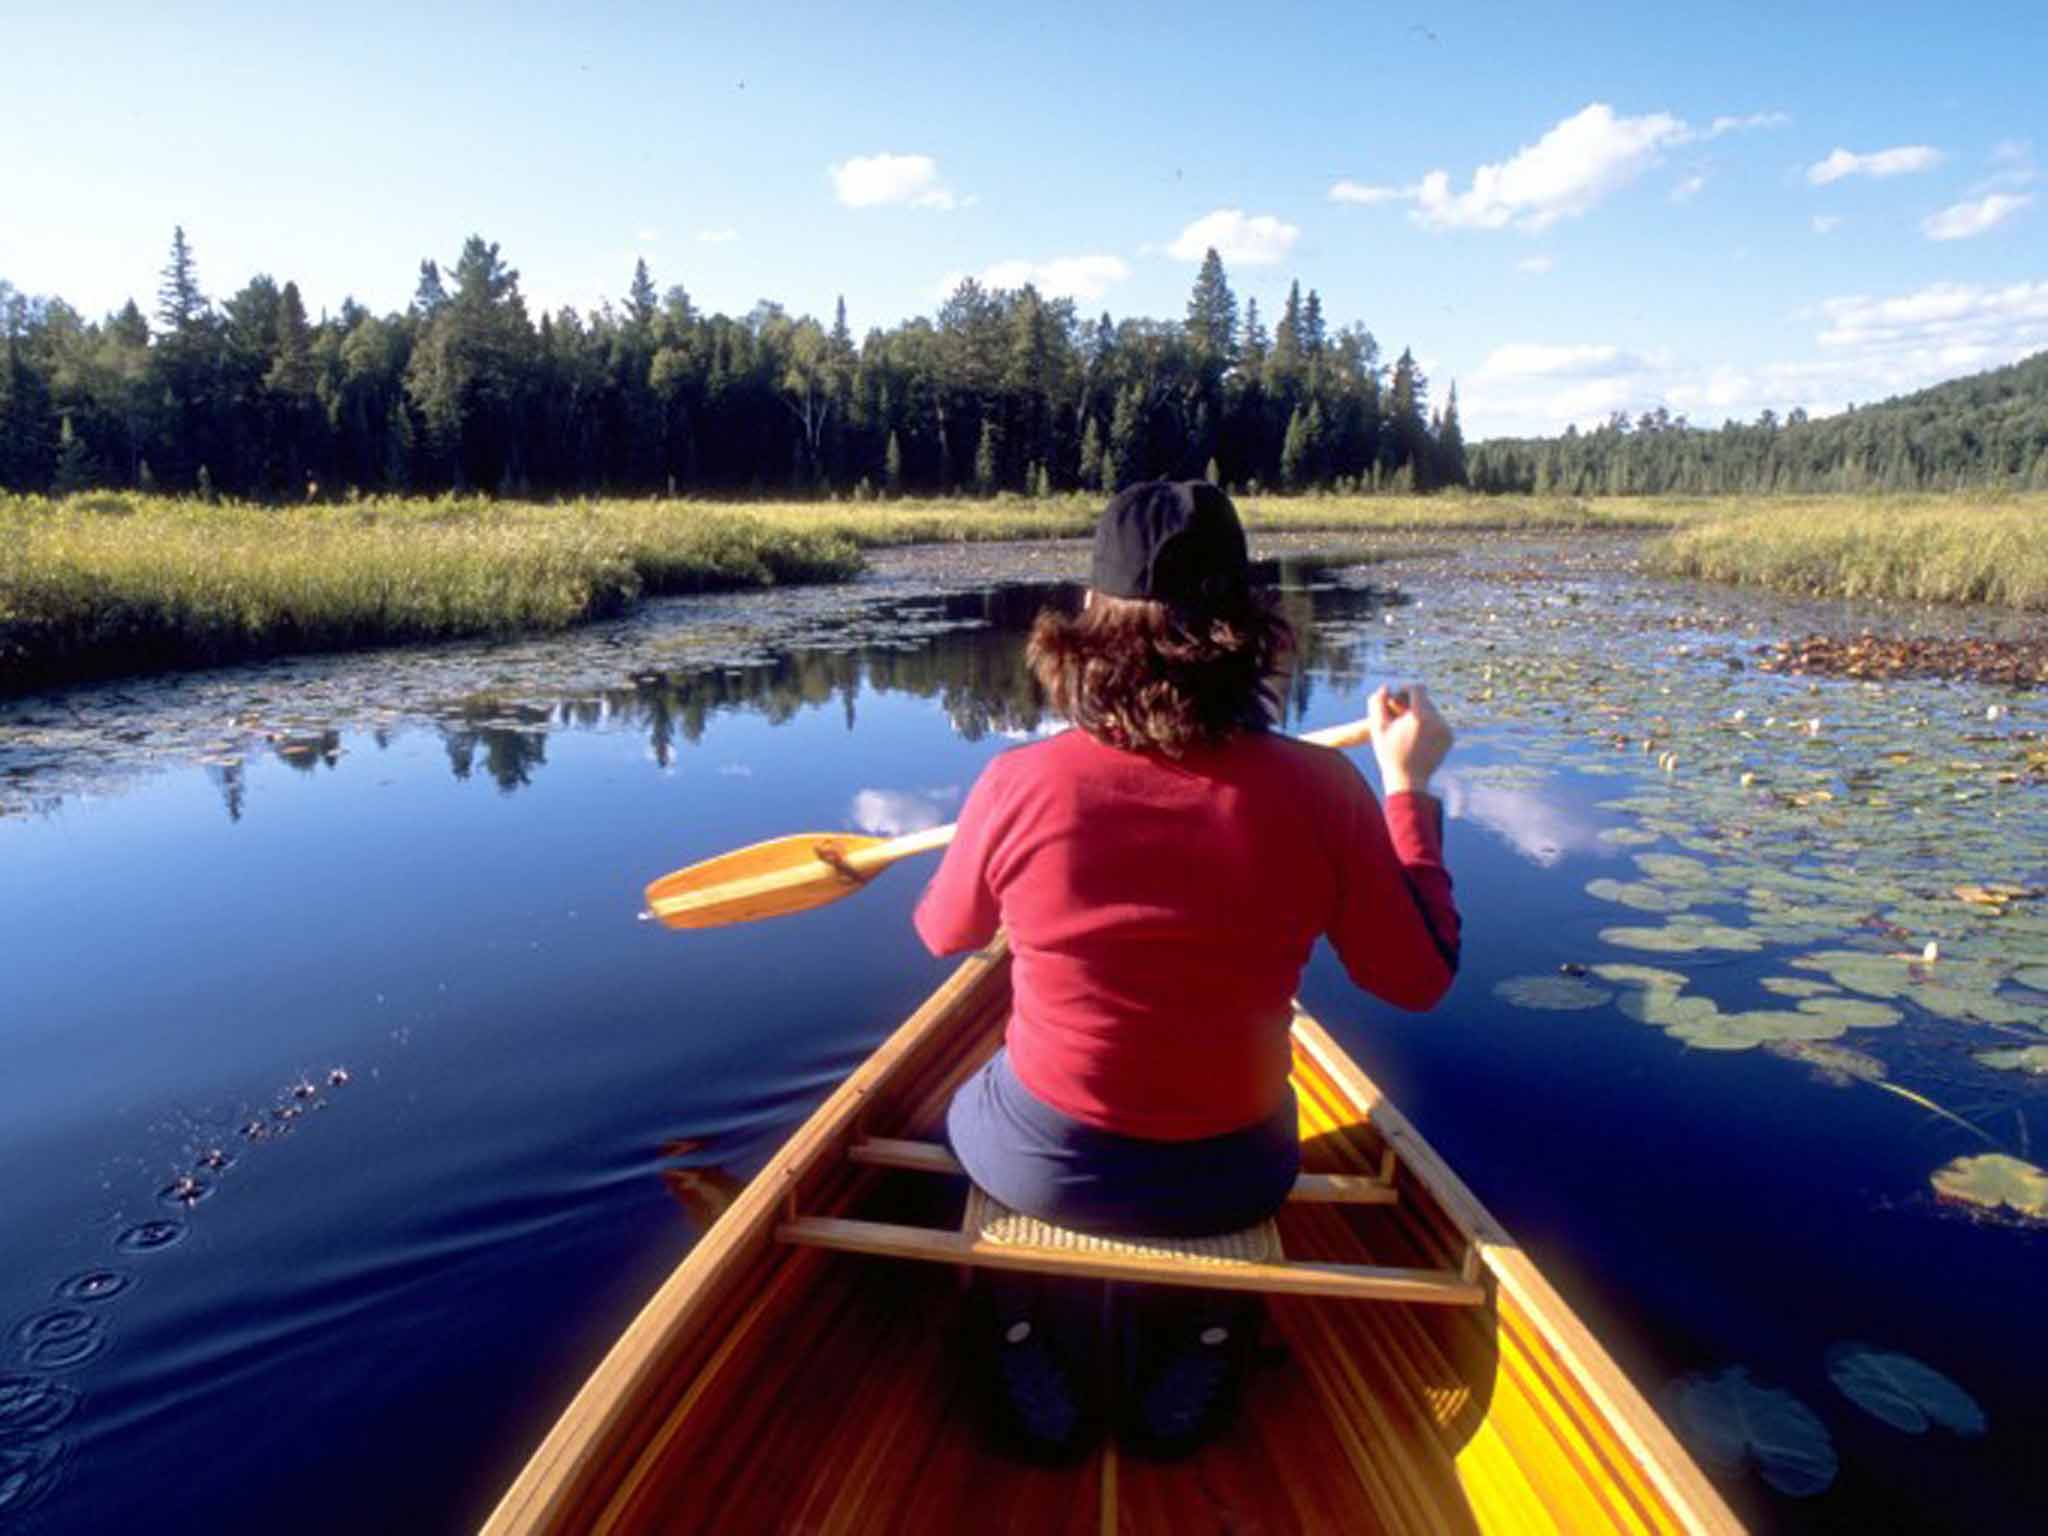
[
  {"left": 3, "top": 490, "right": 2042, "bottom": 693},
  {"left": 1644, "top": 494, "right": 2048, "bottom": 611}
]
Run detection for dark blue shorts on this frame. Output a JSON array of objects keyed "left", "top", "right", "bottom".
[{"left": 945, "top": 1048, "right": 1300, "bottom": 1239}]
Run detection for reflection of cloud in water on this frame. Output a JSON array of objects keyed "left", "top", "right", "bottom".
[
  {"left": 850, "top": 786, "right": 963, "bottom": 836},
  {"left": 717, "top": 763, "right": 753, "bottom": 777},
  {"left": 995, "top": 719, "right": 1068, "bottom": 742},
  {"left": 1435, "top": 771, "right": 1606, "bottom": 868}
]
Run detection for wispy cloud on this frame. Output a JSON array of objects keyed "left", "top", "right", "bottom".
[
  {"left": 1812, "top": 214, "right": 1843, "bottom": 235},
  {"left": 1818, "top": 279, "right": 2048, "bottom": 349},
  {"left": 698, "top": 227, "right": 738, "bottom": 244},
  {"left": 1922, "top": 192, "right": 2033, "bottom": 241},
  {"left": 1516, "top": 254, "right": 1555, "bottom": 274},
  {"left": 1411, "top": 104, "right": 1689, "bottom": 232},
  {"left": 830, "top": 152, "right": 962, "bottom": 210},
  {"left": 850, "top": 787, "right": 961, "bottom": 837},
  {"left": 936, "top": 254, "right": 1130, "bottom": 302},
  {"left": 1328, "top": 179, "right": 1411, "bottom": 205},
  {"left": 1480, "top": 343, "right": 1649, "bottom": 379},
  {"left": 1671, "top": 174, "right": 1706, "bottom": 204},
  {"left": 1167, "top": 209, "right": 1299, "bottom": 264},
  {"left": 1705, "top": 110, "right": 1791, "bottom": 138},
  {"left": 636, "top": 229, "right": 658, "bottom": 244},
  {"left": 1805, "top": 145, "right": 1942, "bottom": 184}
]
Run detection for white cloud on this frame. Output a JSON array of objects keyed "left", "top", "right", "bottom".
[
  {"left": 1411, "top": 103, "right": 1689, "bottom": 232},
  {"left": 1705, "top": 110, "right": 1791, "bottom": 138},
  {"left": 636, "top": 229, "right": 658, "bottom": 243},
  {"left": 1671, "top": 174, "right": 1706, "bottom": 203},
  {"left": 1167, "top": 209, "right": 1299, "bottom": 264},
  {"left": 830, "top": 153, "right": 960, "bottom": 210},
  {"left": 1817, "top": 279, "right": 2048, "bottom": 348},
  {"left": 941, "top": 254, "right": 1131, "bottom": 302},
  {"left": 1464, "top": 278, "right": 2048, "bottom": 438},
  {"left": 698, "top": 227, "right": 738, "bottom": 244},
  {"left": 1516, "top": 254, "right": 1555, "bottom": 273},
  {"left": 1328, "top": 179, "right": 1410, "bottom": 205},
  {"left": 1805, "top": 145, "right": 1942, "bottom": 184},
  {"left": 1812, "top": 214, "right": 1843, "bottom": 235},
  {"left": 850, "top": 787, "right": 961, "bottom": 837},
  {"left": 1479, "top": 343, "right": 1644, "bottom": 378},
  {"left": 1922, "top": 192, "right": 2032, "bottom": 241}
]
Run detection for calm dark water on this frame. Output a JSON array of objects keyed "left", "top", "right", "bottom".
[{"left": 2, "top": 540, "right": 2042, "bottom": 1533}]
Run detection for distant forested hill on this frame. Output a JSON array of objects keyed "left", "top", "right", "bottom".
[{"left": 1468, "top": 351, "right": 2048, "bottom": 495}]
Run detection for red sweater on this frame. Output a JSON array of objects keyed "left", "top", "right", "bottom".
[{"left": 914, "top": 728, "right": 1459, "bottom": 1140}]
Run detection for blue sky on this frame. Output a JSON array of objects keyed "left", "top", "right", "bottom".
[{"left": 2, "top": 1, "right": 2041, "bottom": 438}]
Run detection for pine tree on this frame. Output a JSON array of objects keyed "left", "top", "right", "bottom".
[
  {"left": 155, "top": 225, "right": 206, "bottom": 334},
  {"left": 52, "top": 414, "right": 95, "bottom": 493},
  {"left": 1280, "top": 404, "right": 1308, "bottom": 490},
  {"left": 1078, "top": 414, "right": 1103, "bottom": 491},
  {"left": 1240, "top": 298, "right": 1269, "bottom": 375},
  {"left": 1185, "top": 248, "right": 1238, "bottom": 364},
  {"left": 412, "top": 260, "right": 448, "bottom": 316},
  {"left": 626, "top": 259, "right": 658, "bottom": 333},
  {"left": 1300, "top": 289, "right": 1326, "bottom": 360},
  {"left": 1106, "top": 384, "right": 1144, "bottom": 492},
  {"left": 974, "top": 415, "right": 1000, "bottom": 495},
  {"left": 1436, "top": 383, "right": 1468, "bottom": 488}
]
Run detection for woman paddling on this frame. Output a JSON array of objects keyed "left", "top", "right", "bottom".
[{"left": 913, "top": 479, "right": 1460, "bottom": 1456}]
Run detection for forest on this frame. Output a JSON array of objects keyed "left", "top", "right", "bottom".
[
  {"left": 1467, "top": 350, "right": 2048, "bottom": 495},
  {"left": 0, "top": 230, "right": 1458, "bottom": 502},
  {"left": 4, "top": 229, "right": 2043, "bottom": 504}
]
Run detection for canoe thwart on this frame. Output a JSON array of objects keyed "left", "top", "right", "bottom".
[
  {"left": 848, "top": 1137, "right": 1399, "bottom": 1206},
  {"left": 776, "top": 1215, "right": 1486, "bottom": 1305}
]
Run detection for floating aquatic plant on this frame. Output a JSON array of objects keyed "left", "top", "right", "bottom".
[
  {"left": 1930, "top": 1153, "right": 2048, "bottom": 1221},
  {"left": 1672, "top": 1366, "right": 1838, "bottom": 1497},
  {"left": 1825, "top": 1346, "right": 1987, "bottom": 1437},
  {"left": 1492, "top": 975, "right": 1615, "bottom": 1011}
]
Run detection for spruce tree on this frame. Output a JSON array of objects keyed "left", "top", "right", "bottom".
[
  {"left": 1078, "top": 414, "right": 1103, "bottom": 491},
  {"left": 974, "top": 416, "right": 1000, "bottom": 495},
  {"left": 884, "top": 429, "right": 903, "bottom": 496},
  {"left": 52, "top": 414, "right": 95, "bottom": 493},
  {"left": 1436, "top": 383, "right": 1468, "bottom": 488},
  {"left": 155, "top": 225, "right": 206, "bottom": 334},
  {"left": 1185, "top": 248, "right": 1238, "bottom": 364},
  {"left": 626, "top": 259, "right": 658, "bottom": 333}
]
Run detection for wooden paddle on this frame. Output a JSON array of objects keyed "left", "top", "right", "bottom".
[{"left": 644, "top": 715, "right": 1376, "bottom": 930}]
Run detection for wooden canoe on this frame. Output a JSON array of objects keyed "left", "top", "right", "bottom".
[{"left": 484, "top": 939, "right": 1742, "bottom": 1534}]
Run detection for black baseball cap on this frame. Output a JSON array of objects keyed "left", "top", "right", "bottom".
[{"left": 1089, "top": 480, "right": 1249, "bottom": 607}]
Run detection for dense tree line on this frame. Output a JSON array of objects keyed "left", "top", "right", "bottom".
[
  {"left": 1468, "top": 351, "right": 2048, "bottom": 496},
  {"left": 0, "top": 231, "right": 1468, "bottom": 500}
]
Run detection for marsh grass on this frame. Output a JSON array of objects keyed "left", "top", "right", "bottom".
[
  {"left": 1647, "top": 493, "right": 2048, "bottom": 610},
  {"left": 0, "top": 494, "right": 861, "bottom": 690},
  {"left": 6, "top": 489, "right": 2035, "bottom": 691}
]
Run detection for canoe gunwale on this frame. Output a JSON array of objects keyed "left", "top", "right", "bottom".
[{"left": 484, "top": 941, "right": 1742, "bottom": 1535}]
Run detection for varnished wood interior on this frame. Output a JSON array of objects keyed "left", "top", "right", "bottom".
[{"left": 484, "top": 943, "right": 1741, "bottom": 1534}]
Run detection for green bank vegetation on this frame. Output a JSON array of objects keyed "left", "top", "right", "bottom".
[
  {"left": 1645, "top": 494, "right": 2048, "bottom": 610},
  {"left": 3, "top": 490, "right": 2043, "bottom": 693}
]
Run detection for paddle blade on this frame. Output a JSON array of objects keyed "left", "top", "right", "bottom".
[{"left": 643, "top": 833, "right": 893, "bottom": 930}]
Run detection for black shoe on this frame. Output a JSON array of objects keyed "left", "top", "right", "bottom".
[
  {"left": 985, "top": 1280, "right": 1102, "bottom": 1459},
  {"left": 1117, "top": 1289, "right": 1259, "bottom": 1457}
]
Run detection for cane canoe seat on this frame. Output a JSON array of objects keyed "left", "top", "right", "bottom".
[{"left": 777, "top": 1138, "right": 1486, "bottom": 1307}]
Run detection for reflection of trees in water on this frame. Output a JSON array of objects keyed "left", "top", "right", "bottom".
[{"left": 192, "top": 573, "right": 1387, "bottom": 816}]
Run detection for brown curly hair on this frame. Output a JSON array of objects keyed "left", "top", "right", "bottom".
[{"left": 1027, "top": 589, "right": 1295, "bottom": 757}]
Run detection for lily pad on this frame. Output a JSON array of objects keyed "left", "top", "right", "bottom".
[
  {"left": 2014, "top": 966, "right": 2048, "bottom": 992},
  {"left": 1618, "top": 990, "right": 1721, "bottom": 1028},
  {"left": 1586, "top": 878, "right": 1691, "bottom": 912},
  {"left": 1635, "top": 853, "right": 1717, "bottom": 887},
  {"left": 1493, "top": 975, "right": 1615, "bottom": 1012},
  {"left": 1591, "top": 963, "right": 1690, "bottom": 990},
  {"left": 1601, "top": 925, "right": 1707, "bottom": 954},
  {"left": 1930, "top": 1153, "right": 2048, "bottom": 1221},
  {"left": 1723, "top": 1008, "right": 1849, "bottom": 1043},
  {"left": 1974, "top": 1045, "right": 2048, "bottom": 1075},
  {"left": 1673, "top": 1367, "right": 1838, "bottom": 1497},
  {"left": 1761, "top": 977, "right": 1838, "bottom": 998},
  {"left": 1597, "top": 826, "right": 1661, "bottom": 847},
  {"left": 1825, "top": 1345, "right": 1987, "bottom": 1437},
  {"left": 1795, "top": 996, "right": 1903, "bottom": 1031}
]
